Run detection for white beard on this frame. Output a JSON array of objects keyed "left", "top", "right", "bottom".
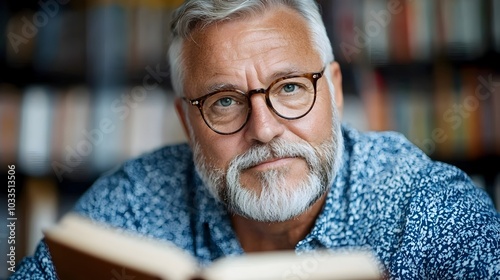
[{"left": 192, "top": 118, "right": 342, "bottom": 223}]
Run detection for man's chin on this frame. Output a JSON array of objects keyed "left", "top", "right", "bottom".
[{"left": 223, "top": 184, "right": 327, "bottom": 223}]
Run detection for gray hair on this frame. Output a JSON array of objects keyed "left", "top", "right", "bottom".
[{"left": 168, "top": 0, "right": 334, "bottom": 97}]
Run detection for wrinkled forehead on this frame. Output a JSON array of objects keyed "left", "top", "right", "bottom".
[
  {"left": 180, "top": 7, "right": 321, "bottom": 93},
  {"left": 185, "top": 5, "right": 313, "bottom": 46}
]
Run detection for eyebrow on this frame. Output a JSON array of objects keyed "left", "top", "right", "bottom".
[
  {"left": 206, "top": 83, "right": 241, "bottom": 93},
  {"left": 205, "top": 67, "right": 306, "bottom": 94},
  {"left": 269, "top": 67, "right": 304, "bottom": 80}
]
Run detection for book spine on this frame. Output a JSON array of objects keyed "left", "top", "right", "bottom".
[
  {"left": 0, "top": 86, "right": 21, "bottom": 166},
  {"left": 493, "top": 74, "right": 500, "bottom": 155},
  {"left": 407, "top": 0, "right": 434, "bottom": 61},
  {"left": 362, "top": 0, "right": 389, "bottom": 65},
  {"left": 460, "top": 68, "right": 482, "bottom": 159},
  {"left": 494, "top": 0, "right": 500, "bottom": 53},
  {"left": 360, "top": 70, "right": 392, "bottom": 131},
  {"left": 432, "top": 64, "right": 454, "bottom": 158},
  {"left": 18, "top": 86, "right": 54, "bottom": 176},
  {"left": 389, "top": 0, "right": 411, "bottom": 63},
  {"left": 127, "top": 88, "right": 167, "bottom": 158},
  {"left": 90, "top": 89, "right": 124, "bottom": 173}
]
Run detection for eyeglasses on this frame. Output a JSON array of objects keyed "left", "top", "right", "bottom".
[{"left": 183, "top": 68, "right": 324, "bottom": 135}]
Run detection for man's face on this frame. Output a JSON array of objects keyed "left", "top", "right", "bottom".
[{"left": 179, "top": 7, "right": 342, "bottom": 222}]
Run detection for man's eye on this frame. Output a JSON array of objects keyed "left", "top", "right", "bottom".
[
  {"left": 216, "top": 97, "right": 234, "bottom": 107},
  {"left": 283, "top": 84, "right": 298, "bottom": 93}
]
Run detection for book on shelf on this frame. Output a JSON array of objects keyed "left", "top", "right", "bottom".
[
  {"left": 360, "top": 70, "right": 393, "bottom": 132},
  {"left": 493, "top": 74, "right": 500, "bottom": 155},
  {"left": 430, "top": 64, "right": 453, "bottom": 158},
  {"left": 18, "top": 86, "right": 54, "bottom": 176},
  {"left": 328, "top": 0, "right": 495, "bottom": 64},
  {"left": 126, "top": 88, "right": 168, "bottom": 158},
  {"left": 51, "top": 86, "right": 93, "bottom": 179},
  {"left": 406, "top": 0, "right": 434, "bottom": 61},
  {"left": 439, "top": 0, "right": 485, "bottom": 58},
  {"left": 362, "top": 0, "right": 389, "bottom": 65},
  {"left": 86, "top": 4, "right": 128, "bottom": 86},
  {"left": 329, "top": 0, "right": 364, "bottom": 63},
  {"left": 31, "top": 8, "right": 86, "bottom": 76},
  {"left": 494, "top": 0, "right": 500, "bottom": 53},
  {"left": 495, "top": 175, "right": 500, "bottom": 210},
  {"left": 359, "top": 63, "right": 499, "bottom": 159},
  {"left": 163, "top": 92, "right": 188, "bottom": 145},
  {"left": 449, "top": 68, "right": 467, "bottom": 157},
  {"left": 408, "top": 83, "right": 432, "bottom": 149},
  {"left": 387, "top": 76, "right": 411, "bottom": 137},
  {"left": 0, "top": 85, "right": 21, "bottom": 166},
  {"left": 44, "top": 214, "right": 384, "bottom": 280},
  {"left": 90, "top": 89, "right": 126, "bottom": 173},
  {"left": 389, "top": 0, "right": 411, "bottom": 63},
  {"left": 129, "top": 5, "right": 167, "bottom": 70},
  {"left": 460, "top": 68, "right": 483, "bottom": 159},
  {"left": 24, "top": 177, "right": 59, "bottom": 256}
]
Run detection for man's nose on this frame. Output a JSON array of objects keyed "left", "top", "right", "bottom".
[{"left": 243, "top": 94, "right": 285, "bottom": 144}]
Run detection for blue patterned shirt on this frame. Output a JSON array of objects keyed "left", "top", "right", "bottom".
[{"left": 11, "top": 125, "right": 500, "bottom": 279}]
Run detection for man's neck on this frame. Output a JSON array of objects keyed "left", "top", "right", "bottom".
[{"left": 230, "top": 193, "right": 327, "bottom": 252}]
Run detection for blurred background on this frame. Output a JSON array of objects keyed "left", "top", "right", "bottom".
[{"left": 1, "top": 0, "right": 499, "bottom": 277}]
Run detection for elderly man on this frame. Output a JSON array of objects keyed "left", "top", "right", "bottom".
[{"left": 12, "top": 0, "right": 500, "bottom": 279}]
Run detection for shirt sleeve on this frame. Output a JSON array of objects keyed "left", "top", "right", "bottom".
[
  {"left": 73, "top": 168, "right": 139, "bottom": 229},
  {"left": 427, "top": 176, "right": 500, "bottom": 278},
  {"left": 9, "top": 241, "right": 57, "bottom": 279},
  {"left": 10, "top": 168, "right": 135, "bottom": 280},
  {"left": 395, "top": 163, "right": 500, "bottom": 279}
]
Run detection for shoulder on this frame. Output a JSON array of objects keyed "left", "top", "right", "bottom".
[
  {"left": 73, "top": 143, "right": 195, "bottom": 232},
  {"left": 341, "top": 125, "right": 496, "bottom": 212},
  {"left": 393, "top": 161, "right": 500, "bottom": 278},
  {"left": 341, "top": 126, "right": 500, "bottom": 277},
  {"left": 120, "top": 143, "right": 194, "bottom": 192},
  {"left": 343, "top": 125, "right": 430, "bottom": 172},
  {"left": 346, "top": 126, "right": 493, "bottom": 204},
  {"left": 324, "top": 126, "right": 437, "bottom": 238},
  {"left": 9, "top": 241, "right": 56, "bottom": 279},
  {"left": 341, "top": 125, "right": 433, "bottom": 199}
]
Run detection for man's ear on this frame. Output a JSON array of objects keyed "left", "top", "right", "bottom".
[
  {"left": 329, "top": 61, "right": 343, "bottom": 118},
  {"left": 175, "top": 98, "right": 192, "bottom": 143}
]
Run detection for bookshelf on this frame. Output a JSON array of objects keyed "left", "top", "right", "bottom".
[
  {"left": 0, "top": 2, "right": 187, "bottom": 276},
  {"left": 0, "top": 0, "right": 187, "bottom": 178},
  {"left": 0, "top": 1, "right": 499, "bottom": 277},
  {"left": 319, "top": 0, "right": 500, "bottom": 204}
]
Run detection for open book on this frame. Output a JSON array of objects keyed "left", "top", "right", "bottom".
[{"left": 44, "top": 214, "right": 384, "bottom": 280}]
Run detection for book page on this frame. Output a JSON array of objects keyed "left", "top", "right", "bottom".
[
  {"left": 44, "top": 213, "right": 199, "bottom": 280},
  {"left": 202, "top": 250, "right": 383, "bottom": 280}
]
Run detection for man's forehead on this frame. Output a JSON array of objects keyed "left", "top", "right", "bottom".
[
  {"left": 181, "top": 7, "right": 320, "bottom": 94},
  {"left": 188, "top": 26, "right": 292, "bottom": 52},
  {"left": 186, "top": 9, "right": 308, "bottom": 48},
  {"left": 184, "top": 9, "right": 314, "bottom": 59}
]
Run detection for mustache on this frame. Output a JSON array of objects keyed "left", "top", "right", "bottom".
[{"left": 228, "top": 138, "right": 321, "bottom": 172}]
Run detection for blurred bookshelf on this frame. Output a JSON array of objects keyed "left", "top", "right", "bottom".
[
  {"left": 0, "top": 1, "right": 187, "bottom": 275},
  {"left": 0, "top": 1, "right": 187, "bottom": 175},
  {"left": 0, "top": 0, "right": 500, "bottom": 277},
  {"left": 320, "top": 0, "right": 500, "bottom": 206}
]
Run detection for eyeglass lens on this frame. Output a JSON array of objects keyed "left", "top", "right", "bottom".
[{"left": 201, "top": 75, "right": 316, "bottom": 134}]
